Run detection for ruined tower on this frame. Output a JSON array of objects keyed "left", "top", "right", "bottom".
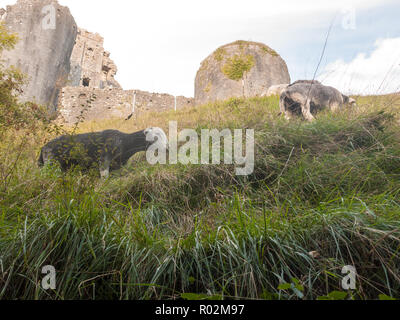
[
  {"left": 0, "top": 0, "right": 77, "bottom": 111},
  {"left": 68, "top": 28, "right": 121, "bottom": 89}
]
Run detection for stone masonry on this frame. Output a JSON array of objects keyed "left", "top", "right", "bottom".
[
  {"left": 58, "top": 87, "right": 194, "bottom": 124},
  {"left": 68, "top": 28, "right": 121, "bottom": 89},
  {"left": 59, "top": 26, "right": 194, "bottom": 124}
]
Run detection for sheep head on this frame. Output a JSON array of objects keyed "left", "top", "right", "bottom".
[{"left": 144, "top": 127, "right": 169, "bottom": 150}]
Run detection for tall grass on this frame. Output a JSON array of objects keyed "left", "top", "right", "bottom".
[{"left": 0, "top": 95, "right": 400, "bottom": 300}]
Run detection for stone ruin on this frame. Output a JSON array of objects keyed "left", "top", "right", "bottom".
[
  {"left": 59, "top": 27, "right": 194, "bottom": 124},
  {"left": 0, "top": 0, "right": 194, "bottom": 124},
  {"left": 58, "top": 87, "right": 194, "bottom": 124},
  {"left": 68, "top": 28, "right": 121, "bottom": 90},
  {"left": 0, "top": 0, "right": 291, "bottom": 125}
]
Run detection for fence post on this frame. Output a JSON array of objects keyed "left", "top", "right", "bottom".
[
  {"left": 132, "top": 91, "right": 136, "bottom": 114},
  {"left": 174, "top": 95, "right": 177, "bottom": 112}
]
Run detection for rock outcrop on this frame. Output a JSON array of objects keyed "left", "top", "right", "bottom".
[
  {"left": 195, "top": 40, "right": 290, "bottom": 105},
  {"left": 0, "top": 0, "right": 77, "bottom": 111}
]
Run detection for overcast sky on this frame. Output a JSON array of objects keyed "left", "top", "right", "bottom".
[{"left": 1, "top": 0, "right": 399, "bottom": 96}]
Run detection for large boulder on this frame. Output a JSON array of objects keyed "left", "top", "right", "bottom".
[
  {"left": 195, "top": 40, "right": 290, "bottom": 105},
  {"left": 0, "top": 0, "right": 77, "bottom": 111}
]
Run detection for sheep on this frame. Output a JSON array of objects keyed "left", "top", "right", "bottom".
[
  {"left": 38, "top": 127, "right": 168, "bottom": 178},
  {"left": 279, "top": 81, "right": 356, "bottom": 121},
  {"left": 289, "top": 80, "right": 322, "bottom": 87}
]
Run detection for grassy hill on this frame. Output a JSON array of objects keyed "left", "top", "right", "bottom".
[{"left": 0, "top": 95, "right": 400, "bottom": 300}]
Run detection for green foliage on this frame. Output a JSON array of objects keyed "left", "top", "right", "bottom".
[
  {"left": 0, "top": 22, "right": 18, "bottom": 51},
  {"left": 317, "top": 291, "right": 349, "bottom": 301},
  {"left": 181, "top": 293, "right": 223, "bottom": 300},
  {"left": 204, "top": 81, "right": 212, "bottom": 93},
  {"left": 0, "top": 23, "right": 25, "bottom": 131},
  {"left": 261, "top": 45, "right": 278, "bottom": 57},
  {"left": 278, "top": 278, "right": 305, "bottom": 299},
  {"left": 379, "top": 294, "right": 397, "bottom": 301},
  {"left": 214, "top": 48, "right": 226, "bottom": 62},
  {"left": 221, "top": 54, "right": 255, "bottom": 81}
]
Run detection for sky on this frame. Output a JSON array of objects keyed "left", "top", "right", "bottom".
[{"left": 1, "top": 0, "right": 399, "bottom": 96}]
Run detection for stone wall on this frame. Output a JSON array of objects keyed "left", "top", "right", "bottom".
[
  {"left": 0, "top": 0, "right": 77, "bottom": 111},
  {"left": 58, "top": 86, "right": 194, "bottom": 124}
]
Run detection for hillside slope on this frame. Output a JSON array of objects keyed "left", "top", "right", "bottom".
[{"left": 1, "top": 95, "right": 400, "bottom": 300}]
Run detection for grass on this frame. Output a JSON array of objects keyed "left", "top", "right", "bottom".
[{"left": 0, "top": 94, "right": 400, "bottom": 300}]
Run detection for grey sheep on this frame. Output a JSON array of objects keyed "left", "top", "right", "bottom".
[
  {"left": 38, "top": 127, "right": 168, "bottom": 178},
  {"left": 280, "top": 81, "right": 356, "bottom": 121},
  {"left": 289, "top": 80, "right": 322, "bottom": 87},
  {"left": 263, "top": 84, "right": 289, "bottom": 97}
]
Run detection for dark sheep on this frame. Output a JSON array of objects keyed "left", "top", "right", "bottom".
[{"left": 38, "top": 128, "right": 168, "bottom": 178}]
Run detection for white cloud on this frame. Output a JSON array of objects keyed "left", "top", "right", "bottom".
[{"left": 319, "top": 38, "right": 400, "bottom": 95}]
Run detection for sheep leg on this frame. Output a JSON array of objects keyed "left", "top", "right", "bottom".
[
  {"left": 41, "top": 148, "right": 55, "bottom": 166},
  {"left": 302, "top": 99, "right": 315, "bottom": 122},
  {"left": 100, "top": 155, "right": 111, "bottom": 179},
  {"left": 279, "top": 93, "right": 286, "bottom": 115},
  {"left": 330, "top": 102, "right": 340, "bottom": 112},
  {"left": 279, "top": 93, "right": 292, "bottom": 120}
]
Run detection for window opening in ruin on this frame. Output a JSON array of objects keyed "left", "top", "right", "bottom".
[{"left": 82, "top": 78, "right": 90, "bottom": 87}]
